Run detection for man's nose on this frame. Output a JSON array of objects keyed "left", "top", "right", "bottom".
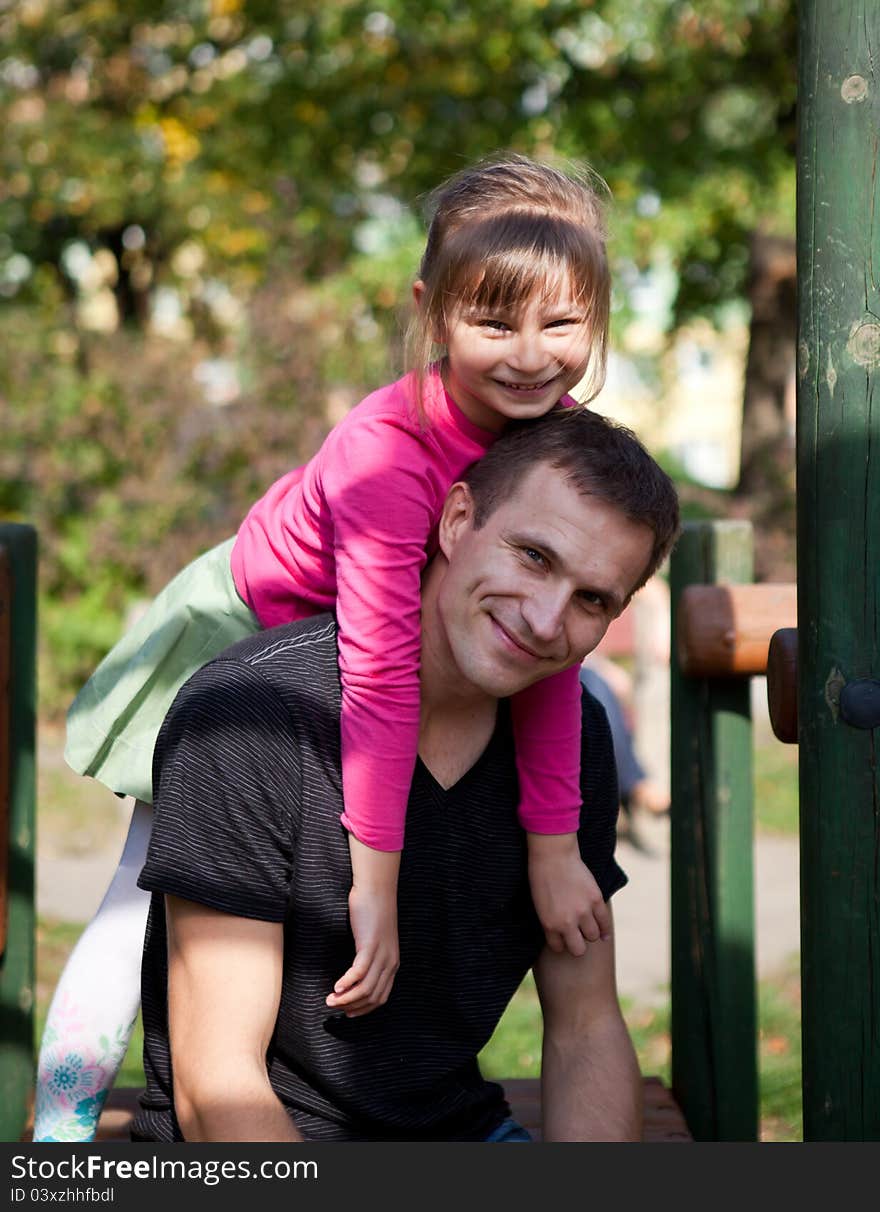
[{"left": 521, "top": 586, "right": 568, "bottom": 644}]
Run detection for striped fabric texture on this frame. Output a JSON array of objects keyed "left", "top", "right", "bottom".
[{"left": 134, "top": 614, "right": 625, "bottom": 1142}]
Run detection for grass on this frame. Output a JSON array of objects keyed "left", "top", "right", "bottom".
[
  {"left": 34, "top": 734, "right": 802, "bottom": 1140},
  {"left": 753, "top": 739, "right": 799, "bottom": 836}
]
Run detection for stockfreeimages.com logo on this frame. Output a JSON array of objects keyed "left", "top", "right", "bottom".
[{"left": 11, "top": 1155, "right": 318, "bottom": 1188}]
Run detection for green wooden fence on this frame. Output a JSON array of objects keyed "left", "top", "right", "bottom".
[
  {"left": 669, "top": 520, "right": 758, "bottom": 1142},
  {"left": 0, "top": 523, "right": 37, "bottom": 1143}
]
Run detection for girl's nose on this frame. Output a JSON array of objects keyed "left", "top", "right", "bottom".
[{"left": 508, "top": 330, "right": 551, "bottom": 375}]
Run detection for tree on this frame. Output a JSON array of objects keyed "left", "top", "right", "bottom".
[
  {"left": 2, "top": 0, "right": 801, "bottom": 708},
  {"left": 1, "top": 0, "right": 797, "bottom": 314}
]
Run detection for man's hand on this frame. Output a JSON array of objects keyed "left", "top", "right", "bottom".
[
  {"left": 326, "top": 834, "right": 401, "bottom": 1017},
  {"left": 527, "top": 832, "right": 611, "bottom": 956}
]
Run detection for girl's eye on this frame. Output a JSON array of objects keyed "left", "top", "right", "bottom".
[
  {"left": 479, "top": 318, "right": 510, "bottom": 331},
  {"left": 546, "top": 317, "right": 582, "bottom": 329}
]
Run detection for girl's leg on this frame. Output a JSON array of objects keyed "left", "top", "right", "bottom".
[{"left": 33, "top": 799, "right": 152, "bottom": 1142}]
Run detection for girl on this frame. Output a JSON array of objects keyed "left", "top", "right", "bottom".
[{"left": 35, "top": 153, "right": 612, "bottom": 1141}]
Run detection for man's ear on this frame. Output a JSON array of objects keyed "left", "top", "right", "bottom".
[{"left": 438, "top": 482, "right": 476, "bottom": 558}]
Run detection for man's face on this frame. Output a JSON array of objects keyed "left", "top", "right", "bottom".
[{"left": 436, "top": 463, "right": 655, "bottom": 699}]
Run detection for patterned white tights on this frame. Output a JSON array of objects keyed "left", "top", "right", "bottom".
[{"left": 33, "top": 799, "right": 152, "bottom": 1142}]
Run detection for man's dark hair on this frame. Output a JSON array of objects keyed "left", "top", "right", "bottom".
[{"left": 462, "top": 408, "right": 680, "bottom": 593}]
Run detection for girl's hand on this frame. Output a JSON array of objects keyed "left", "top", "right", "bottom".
[
  {"left": 527, "top": 833, "right": 611, "bottom": 956},
  {"left": 326, "top": 835, "right": 401, "bottom": 1017},
  {"left": 325, "top": 886, "right": 400, "bottom": 1016}
]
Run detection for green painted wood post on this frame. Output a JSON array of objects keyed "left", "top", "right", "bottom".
[
  {"left": 797, "top": 2, "right": 880, "bottom": 1140},
  {"left": 669, "top": 520, "right": 758, "bottom": 1141},
  {"left": 0, "top": 524, "right": 37, "bottom": 1142}
]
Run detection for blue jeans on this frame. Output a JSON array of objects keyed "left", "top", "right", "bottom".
[{"left": 485, "top": 1117, "right": 533, "bottom": 1142}]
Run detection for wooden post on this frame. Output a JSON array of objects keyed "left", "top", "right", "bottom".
[
  {"left": 670, "top": 521, "right": 758, "bottom": 1141},
  {"left": 797, "top": 2, "right": 880, "bottom": 1139},
  {"left": 0, "top": 524, "right": 37, "bottom": 1142}
]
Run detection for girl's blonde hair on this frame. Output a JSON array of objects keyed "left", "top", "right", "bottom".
[{"left": 406, "top": 153, "right": 611, "bottom": 415}]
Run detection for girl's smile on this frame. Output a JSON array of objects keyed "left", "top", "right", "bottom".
[{"left": 440, "top": 283, "right": 593, "bottom": 433}]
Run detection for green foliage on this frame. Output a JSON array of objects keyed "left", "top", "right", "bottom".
[
  {"left": 1, "top": 0, "right": 796, "bottom": 326},
  {"left": 1, "top": 268, "right": 394, "bottom": 714},
  {"left": 0, "top": 0, "right": 797, "bottom": 711}
]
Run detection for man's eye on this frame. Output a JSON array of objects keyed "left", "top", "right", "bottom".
[
  {"left": 577, "top": 591, "right": 603, "bottom": 608},
  {"left": 523, "top": 547, "right": 545, "bottom": 565}
]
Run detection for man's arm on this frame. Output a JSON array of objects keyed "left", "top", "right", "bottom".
[
  {"left": 165, "top": 895, "right": 303, "bottom": 1142},
  {"left": 533, "top": 907, "right": 642, "bottom": 1142}
]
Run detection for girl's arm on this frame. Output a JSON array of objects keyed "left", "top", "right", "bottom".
[
  {"left": 323, "top": 416, "right": 440, "bottom": 851},
  {"left": 514, "top": 666, "right": 613, "bottom": 957},
  {"left": 510, "top": 664, "right": 584, "bottom": 834}
]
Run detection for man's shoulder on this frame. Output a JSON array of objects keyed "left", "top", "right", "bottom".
[
  {"left": 153, "top": 614, "right": 342, "bottom": 802},
  {"left": 217, "top": 612, "right": 339, "bottom": 672},
  {"left": 163, "top": 613, "right": 339, "bottom": 738}
]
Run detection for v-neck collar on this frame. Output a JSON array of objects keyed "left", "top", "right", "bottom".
[{"left": 414, "top": 706, "right": 505, "bottom": 795}]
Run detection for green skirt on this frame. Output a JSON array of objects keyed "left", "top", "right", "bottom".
[{"left": 64, "top": 538, "right": 260, "bottom": 804}]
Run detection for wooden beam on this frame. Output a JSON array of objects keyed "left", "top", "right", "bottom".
[{"left": 677, "top": 583, "right": 796, "bottom": 677}]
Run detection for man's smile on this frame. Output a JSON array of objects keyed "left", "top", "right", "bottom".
[{"left": 489, "top": 615, "right": 551, "bottom": 662}]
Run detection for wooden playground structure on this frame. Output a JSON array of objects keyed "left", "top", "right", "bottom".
[{"left": 1, "top": 1, "right": 877, "bottom": 1142}]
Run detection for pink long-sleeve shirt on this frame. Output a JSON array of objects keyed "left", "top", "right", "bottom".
[{"left": 230, "top": 368, "right": 583, "bottom": 850}]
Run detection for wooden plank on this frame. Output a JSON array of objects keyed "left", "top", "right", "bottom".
[
  {"left": 20, "top": 1079, "right": 693, "bottom": 1143},
  {"left": 677, "top": 583, "right": 796, "bottom": 677},
  {"left": 501, "top": 1077, "right": 692, "bottom": 1143},
  {"left": 797, "top": 0, "right": 880, "bottom": 1140},
  {"left": 670, "top": 521, "right": 758, "bottom": 1141}
]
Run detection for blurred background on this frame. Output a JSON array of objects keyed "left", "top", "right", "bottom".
[
  {"left": 1, "top": 0, "right": 797, "bottom": 716},
  {"left": 1, "top": 0, "right": 802, "bottom": 1137}
]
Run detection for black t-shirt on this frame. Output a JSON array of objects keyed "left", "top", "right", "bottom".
[{"left": 133, "top": 614, "right": 626, "bottom": 1142}]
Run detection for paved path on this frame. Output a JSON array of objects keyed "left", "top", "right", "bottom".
[
  {"left": 38, "top": 802, "right": 800, "bottom": 1007},
  {"left": 613, "top": 813, "right": 800, "bottom": 1003}
]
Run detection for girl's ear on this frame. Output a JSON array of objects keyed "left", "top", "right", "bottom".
[
  {"left": 413, "top": 279, "right": 447, "bottom": 345},
  {"left": 438, "top": 482, "right": 475, "bottom": 558}
]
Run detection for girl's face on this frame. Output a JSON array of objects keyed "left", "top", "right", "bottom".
[{"left": 440, "top": 278, "right": 593, "bottom": 433}]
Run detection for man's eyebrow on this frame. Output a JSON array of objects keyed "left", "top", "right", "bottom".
[{"left": 506, "top": 530, "right": 623, "bottom": 613}]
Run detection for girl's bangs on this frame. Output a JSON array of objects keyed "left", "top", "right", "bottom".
[{"left": 440, "top": 214, "right": 604, "bottom": 320}]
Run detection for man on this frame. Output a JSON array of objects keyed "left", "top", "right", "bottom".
[{"left": 132, "top": 409, "right": 679, "bottom": 1143}]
